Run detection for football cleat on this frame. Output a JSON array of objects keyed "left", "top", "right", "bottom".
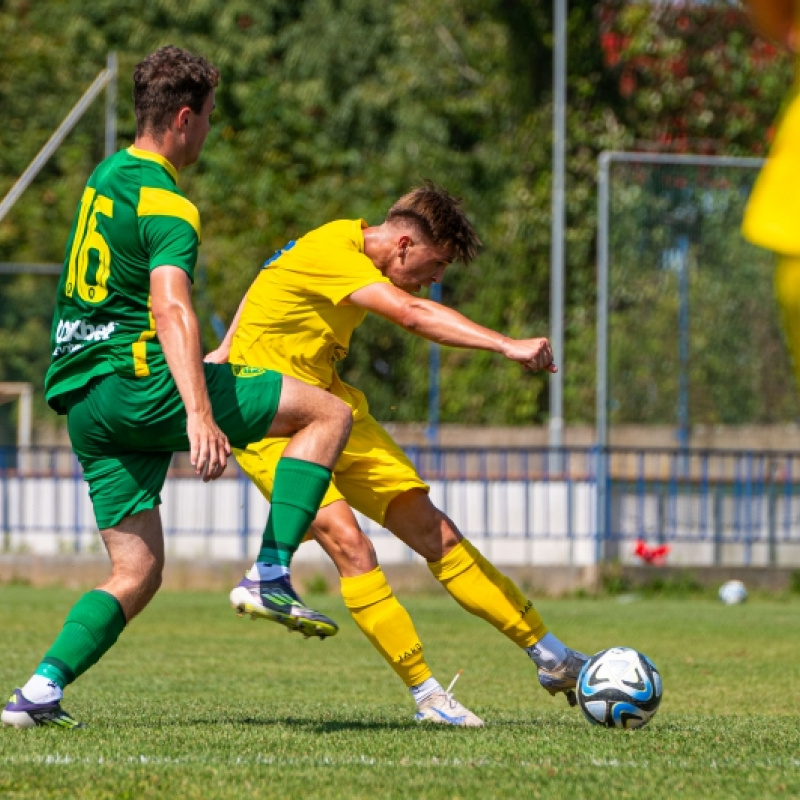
[
  {"left": 537, "top": 648, "right": 589, "bottom": 707},
  {"left": 229, "top": 575, "right": 338, "bottom": 639},
  {"left": 414, "top": 671, "right": 484, "bottom": 728},
  {"left": 1, "top": 688, "right": 83, "bottom": 729}
]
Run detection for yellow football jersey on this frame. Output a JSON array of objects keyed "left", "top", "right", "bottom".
[
  {"left": 742, "top": 12, "right": 800, "bottom": 256},
  {"left": 742, "top": 80, "right": 800, "bottom": 255},
  {"left": 230, "top": 219, "right": 391, "bottom": 419}
]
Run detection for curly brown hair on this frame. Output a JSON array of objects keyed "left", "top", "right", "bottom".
[
  {"left": 133, "top": 46, "right": 220, "bottom": 138},
  {"left": 387, "top": 181, "right": 481, "bottom": 265}
]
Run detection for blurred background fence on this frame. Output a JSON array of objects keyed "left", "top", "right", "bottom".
[
  {"left": 597, "top": 152, "right": 797, "bottom": 442},
  {"left": 593, "top": 153, "right": 800, "bottom": 564},
  {"left": 3, "top": 444, "right": 800, "bottom": 569}
]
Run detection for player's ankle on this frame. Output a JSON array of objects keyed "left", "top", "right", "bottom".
[
  {"left": 21, "top": 675, "right": 63, "bottom": 705},
  {"left": 410, "top": 677, "right": 442, "bottom": 706},
  {"left": 526, "top": 632, "right": 569, "bottom": 669},
  {"left": 246, "top": 562, "right": 290, "bottom": 582}
]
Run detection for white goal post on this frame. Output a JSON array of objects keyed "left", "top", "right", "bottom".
[
  {"left": 0, "top": 382, "right": 32, "bottom": 448},
  {"left": 0, "top": 53, "right": 118, "bottom": 230},
  {"left": 594, "top": 150, "right": 767, "bottom": 556}
]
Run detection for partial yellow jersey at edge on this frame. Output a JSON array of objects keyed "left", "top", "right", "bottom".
[
  {"left": 742, "top": 1, "right": 800, "bottom": 255},
  {"left": 742, "top": 80, "right": 800, "bottom": 255},
  {"left": 230, "top": 219, "right": 391, "bottom": 420}
]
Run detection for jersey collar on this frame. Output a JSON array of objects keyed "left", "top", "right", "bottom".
[{"left": 127, "top": 146, "right": 179, "bottom": 184}]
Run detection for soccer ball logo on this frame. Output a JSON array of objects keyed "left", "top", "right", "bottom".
[{"left": 576, "top": 647, "right": 662, "bottom": 729}]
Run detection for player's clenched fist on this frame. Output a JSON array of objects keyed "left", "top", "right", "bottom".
[{"left": 503, "top": 337, "right": 558, "bottom": 373}]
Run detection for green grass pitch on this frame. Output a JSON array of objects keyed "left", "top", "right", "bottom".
[{"left": 1, "top": 584, "right": 799, "bottom": 799}]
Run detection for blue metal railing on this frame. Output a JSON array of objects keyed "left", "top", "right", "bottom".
[{"left": 2, "top": 445, "right": 800, "bottom": 566}]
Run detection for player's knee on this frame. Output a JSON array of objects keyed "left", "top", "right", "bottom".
[
  {"left": 312, "top": 521, "right": 376, "bottom": 573},
  {"left": 129, "top": 551, "right": 163, "bottom": 594},
  {"left": 135, "top": 560, "right": 163, "bottom": 593},
  {"left": 327, "top": 396, "right": 353, "bottom": 439},
  {"left": 107, "top": 562, "right": 162, "bottom": 619}
]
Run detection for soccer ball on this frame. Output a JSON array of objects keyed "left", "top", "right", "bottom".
[
  {"left": 576, "top": 647, "right": 662, "bottom": 729},
  {"left": 718, "top": 579, "right": 747, "bottom": 605}
]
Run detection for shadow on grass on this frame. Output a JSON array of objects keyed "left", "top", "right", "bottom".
[{"left": 239, "top": 717, "right": 431, "bottom": 733}]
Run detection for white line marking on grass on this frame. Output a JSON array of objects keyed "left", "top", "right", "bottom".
[
  {"left": 589, "top": 758, "right": 800, "bottom": 770},
  {"left": 0, "top": 755, "right": 799, "bottom": 770}
]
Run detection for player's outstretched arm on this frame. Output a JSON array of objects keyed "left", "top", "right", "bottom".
[
  {"left": 151, "top": 265, "right": 231, "bottom": 480},
  {"left": 347, "top": 281, "right": 557, "bottom": 373}
]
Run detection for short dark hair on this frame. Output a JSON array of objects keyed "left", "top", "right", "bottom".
[
  {"left": 133, "top": 46, "right": 220, "bottom": 137},
  {"left": 387, "top": 181, "right": 481, "bottom": 265}
]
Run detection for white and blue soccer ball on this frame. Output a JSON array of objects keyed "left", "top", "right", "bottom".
[
  {"left": 576, "top": 647, "right": 662, "bottom": 730},
  {"left": 718, "top": 579, "right": 747, "bottom": 605}
]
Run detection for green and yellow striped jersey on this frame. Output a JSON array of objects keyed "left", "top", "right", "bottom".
[{"left": 45, "top": 146, "right": 201, "bottom": 412}]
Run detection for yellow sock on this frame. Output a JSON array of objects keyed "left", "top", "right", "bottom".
[
  {"left": 341, "top": 567, "right": 432, "bottom": 688},
  {"left": 428, "top": 539, "right": 548, "bottom": 649}
]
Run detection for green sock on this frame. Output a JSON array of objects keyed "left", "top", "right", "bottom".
[
  {"left": 258, "top": 457, "right": 332, "bottom": 566},
  {"left": 35, "top": 589, "right": 126, "bottom": 688}
]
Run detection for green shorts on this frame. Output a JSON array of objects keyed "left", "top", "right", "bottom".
[{"left": 66, "top": 363, "right": 282, "bottom": 529}]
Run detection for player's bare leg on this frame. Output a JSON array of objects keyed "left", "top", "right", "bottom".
[
  {"left": 267, "top": 377, "right": 352, "bottom": 468},
  {"left": 97, "top": 508, "right": 166, "bottom": 620},
  {"left": 3, "top": 509, "right": 163, "bottom": 729}
]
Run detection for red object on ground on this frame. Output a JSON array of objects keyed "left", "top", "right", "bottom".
[{"left": 633, "top": 539, "right": 670, "bottom": 564}]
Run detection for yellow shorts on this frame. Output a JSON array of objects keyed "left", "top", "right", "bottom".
[
  {"left": 742, "top": 82, "right": 800, "bottom": 256},
  {"left": 234, "top": 413, "right": 429, "bottom": 526}
]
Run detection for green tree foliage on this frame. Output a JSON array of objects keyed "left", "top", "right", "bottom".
[
  {"left": 606, "top": 160, "right": 799, "bottom": 426},
  {"left": 599, "top": 1, "right": 793, "bottom": 153},
  {"left": 0, "top": 0, "right": 791, "bottom": 440},
  {"left": 597, "top": 2, "right": 799, "bottom": 426}
]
